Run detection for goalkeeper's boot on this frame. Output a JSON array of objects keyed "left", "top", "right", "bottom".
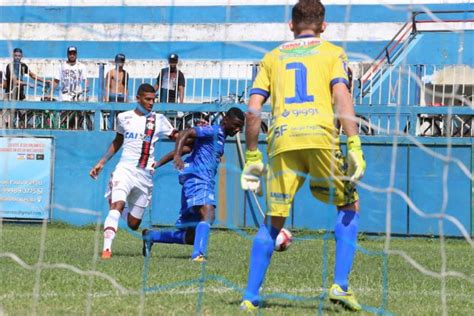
[
  {"left": 329, "top": 284, "right": 361, "bottom": 311},
  {"left": 240, "top": 300, "right": 258, "bottom": 312},
  {"left": 142, "top": 229, "right": 153, "bottom": 257},
  {"left": 101, "top": 249, "right": 112, "bottom": 260},
  {"left": 191, "top": 254, "right": 207, "bottom": 263}
]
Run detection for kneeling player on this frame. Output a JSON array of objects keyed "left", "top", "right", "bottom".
[{"left": 142, "top": 108, "right": 245, "bottom": 262}]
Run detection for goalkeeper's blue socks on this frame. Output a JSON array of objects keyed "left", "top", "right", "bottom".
[
  {"left": 148, "top": 230, "right": 186, "bottom": 244},
  {"left": 192, "top": 221, "right": 211, "bottom": 259},
  {"left": 243, "top": 225, "right": 280, "bottom": 305},
  {"left": 334, "top": 210, "right": 359, "bottom": 291}
]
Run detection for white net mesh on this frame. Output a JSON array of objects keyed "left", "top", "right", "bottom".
[{"left": 1, "top": 1, "right": 473, "bottom": 315}]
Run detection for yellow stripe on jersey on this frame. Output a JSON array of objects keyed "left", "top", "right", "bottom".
[{"left": 250, "top": 35, "right": 349, "bottom": 158}]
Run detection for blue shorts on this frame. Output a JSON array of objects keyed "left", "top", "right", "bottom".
[
  {"left": 108, "top": 93, "right": 126, "bottom": 102},
  {"left": 175, "top": 178, "right": 216, "bottom": 230}
]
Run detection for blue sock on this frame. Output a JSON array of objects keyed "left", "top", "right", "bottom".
[
  {"left": 334, "top": 210, "right": 359, "bottom": 292},
  {"left": 243, "top": 225, "right": 280, "bottom": 305},
  {"left": 192, "top": 221, "right": 211, "bottom": 258},
  {"left": 149, "top": 230, "right": 186, "bottom": 244}
]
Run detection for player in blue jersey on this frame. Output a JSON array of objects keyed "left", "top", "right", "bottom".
[{"left": 142, "top": 107, "right": 245, "bottom": 262}]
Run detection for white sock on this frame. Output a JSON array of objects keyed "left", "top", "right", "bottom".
[{"left": 103, "top": 209, "right": 121, "bottom": 252}]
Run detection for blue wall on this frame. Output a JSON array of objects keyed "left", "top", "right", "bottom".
[
  {"left": 1, "top": 103, "right": 472, "bottom": 237},
  {"left": 2, "top": 33, "right": 472, "bottom": 64},
  {"left": 1, "top": 3, "right": 472, "bottom": 63}
]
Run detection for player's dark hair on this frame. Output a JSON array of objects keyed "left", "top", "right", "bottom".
[
  {"left": 292, "top": 0, "right": 325, "bottom": 34},
  {"left": 226, "top": 107, "right": 245, "bottom": 122},
  {"left": 137, "top": 83, "right": 155, "bottom": 95}
]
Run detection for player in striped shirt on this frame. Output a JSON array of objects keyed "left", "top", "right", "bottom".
[{"left": 89, "top": 83, "right": 177, "bottom": 259}]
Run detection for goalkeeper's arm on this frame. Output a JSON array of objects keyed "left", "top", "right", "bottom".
[
  {"left": 246, "top": 94, "right": 265, "bottom": 151},
  {"left": 333, "top": 83, "right": 366, "bottom": 181},
  {"left": 240, "top": 94, "right": 266, "bottom": 194}
]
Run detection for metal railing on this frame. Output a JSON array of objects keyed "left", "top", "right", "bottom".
[
  {"left": 1, "top": 102, "right": 472, "bottom": 139},
  {"left": 2, "top": 60, "right": 472, "bottom": 109},
  {"left": 0, "top": 109, "right": 94, "bottom": 130},
  {"left": 353, "top": 64, "right": 473, "bottom": 107},
  {"left": 346, "top": 109, "right": 472, "bottom": 138},
  {"left": 0, "top": 60, "right": 258, "bottom": 104},
  {"left": 357, "top": 10, "right": 474, "bottom": 101}
]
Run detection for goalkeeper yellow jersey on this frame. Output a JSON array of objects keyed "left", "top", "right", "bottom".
[{"left": 250, "top": 35, "right": 350, "bottom": 158}]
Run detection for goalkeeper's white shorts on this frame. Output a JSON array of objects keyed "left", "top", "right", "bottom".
[{"left": 105, "top": 165, "right": 153, "bottom": 217}]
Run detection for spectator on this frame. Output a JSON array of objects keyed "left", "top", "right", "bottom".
[
  {"left": 154, "top": 53, "right": 185, "bottom": 103},
  {"left": 52, "top": 46, "right": 88, "bottom": 101},
  {"left": 0, "top": 70, "right": 5, "bottom": 92},
  {"left": 105, "top": 53, "right": 129, "bottom": 102},
  {"left": 4, "top": 48, "right": 44, "bottom": 101}
]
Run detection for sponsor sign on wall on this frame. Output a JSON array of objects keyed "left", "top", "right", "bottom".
[{"left": 0, "top": 137, "right": 53, "bottom": 220}]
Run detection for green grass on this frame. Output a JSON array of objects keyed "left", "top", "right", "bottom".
[{"left": 1, "top": 223, "right": 473, "bottom": 315}]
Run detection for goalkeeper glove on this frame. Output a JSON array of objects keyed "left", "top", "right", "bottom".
[
  {"left": 241, "top": 149, "right": 265, "bottom": 196},
  {"left": 347, "top": 135, "right": 366, "bottom": 182}
]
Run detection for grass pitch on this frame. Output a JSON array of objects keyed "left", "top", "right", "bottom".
[{"left": 1, "top": 223, "right": 473, "bottom": 315}]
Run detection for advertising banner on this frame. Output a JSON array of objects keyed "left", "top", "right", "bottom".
[{"left": 0, "top": 137, "right": 53, "bottom": 220}]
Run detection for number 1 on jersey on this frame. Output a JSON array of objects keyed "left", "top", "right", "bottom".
[{"left": 285, "top": 62, "right": 314, "bottom": 104}]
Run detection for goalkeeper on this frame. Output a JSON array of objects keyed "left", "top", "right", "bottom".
[{"left": 240, "top": 0, "right": 366, "bottom": 312}]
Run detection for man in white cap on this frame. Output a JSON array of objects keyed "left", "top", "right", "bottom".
[{"left": 52, "top": 46, "right": 88, "bottom": 102}]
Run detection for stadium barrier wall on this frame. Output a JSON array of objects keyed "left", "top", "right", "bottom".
[{"left": 0, "top": 102, "right": 472, "bottom": 237}]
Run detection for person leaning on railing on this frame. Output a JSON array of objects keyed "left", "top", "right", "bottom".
[
  {"left": 103, "top": 53, "right": 130, "bottom": 130},
  {"left": 4, "top": 48, "right": 45, "bottom": 101},
  {"left": 105, "top": 53, "right": 129, "bottom": 103},
  {"left": 51, "top": 46, "right": 89, "bottom": 102},
  {"left": 154, "top": 53, "right": 185, "bottom": 103},
  {"left": 49, "top": 46, "right": 92, "bottom": 130},
  {"left": 0, "top": 71, "right": 4, "bottom": 90}
]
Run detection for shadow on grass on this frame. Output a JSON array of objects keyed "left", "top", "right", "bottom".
[
  {"left": 111, "top": 251, "right": 143, "bottom": 257},
  {"left": 225, "top": 298, "right": 338, "bottom": 313},
  {"left": 158, "top": 254, "right": 191, "bottom": 260},
  {"left": 110, "top": 251, "right": 191, "bottom": 260}
]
